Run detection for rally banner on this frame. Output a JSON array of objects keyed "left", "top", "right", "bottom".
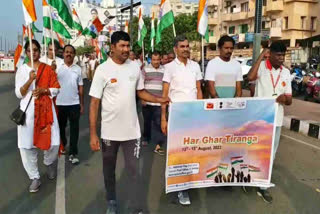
[{"left": 166, "top": 98, "right": 278, "bottom": 193}]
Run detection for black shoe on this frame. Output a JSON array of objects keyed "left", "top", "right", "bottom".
[
  {"left": 257, "top": 189, "right": 273, "bottom": 203},
  {"left": 106, "top": 200, "right": 117, "bottom": 214}
]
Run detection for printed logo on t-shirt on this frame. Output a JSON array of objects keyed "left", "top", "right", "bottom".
[
  {"left": 111, "top": 78, "right": 117, "bottom": 83},
  {"left": 282, "top": 81, "right": 286, "bottom": 87}
]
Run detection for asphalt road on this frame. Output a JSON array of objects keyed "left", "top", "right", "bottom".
[{"left": 1, "top": 73, "right": 320, "bottom": 214}]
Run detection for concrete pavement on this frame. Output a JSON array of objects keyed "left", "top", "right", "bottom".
[{"left": 1, "top": 73, "right": 320, "bottom": 214}]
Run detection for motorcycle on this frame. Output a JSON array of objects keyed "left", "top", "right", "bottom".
[
  {"left": 291, "top": 65, "right": 306, "bottom": 96},
  {"left": 304, "top": 75, "right": 320, "bottom": 102}
]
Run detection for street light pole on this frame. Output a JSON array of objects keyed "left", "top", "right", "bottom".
[
  {"left": 129, "top": 0, "right": 133, "bottom": 45},
  {"left": 252, "top": 0, "right": 263, "bottom": 63}
]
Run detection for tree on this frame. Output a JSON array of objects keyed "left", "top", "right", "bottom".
[
  {"left": 76, "top": 45, "right": 95, "bottom": 56},
  {"left": 130, "top": 12, "right": 201, "bottom": 55}
]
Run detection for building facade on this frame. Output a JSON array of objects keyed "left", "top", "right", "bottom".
[
  {"left": 208, "top": 0, "right": 320, "bottom": 47},
  {"left": 151, "top": 0, "right": 199, "bottom": 18}
]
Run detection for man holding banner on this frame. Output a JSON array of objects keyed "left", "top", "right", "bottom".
[
  {"left": 161, "top": 35, "right": 203, "bottom": 205},
  {"left": 248, "top": 41, "right": 292, "bottom": 203}
]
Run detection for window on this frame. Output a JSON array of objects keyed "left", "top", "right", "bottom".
[
  {"left": 262, "top": 21, "right": 266, "bottom": 29},
  {"left": 301, "top": 16, "right": 306, "bottom": 29},
  {"left": 271, "top": 19, "right": 277, "bottom": 28},
  {"left": 246, "top": 59, "right": 253, "bottom": 66},
  {"left": 241, "top": 2, "right": 249, "bottom": 12},
  {"left": 229, "top": 26, "right": 235, "bottom": 34},
  {"left": 239, "top": 24, "right": 248, "bottom": 33},
  {"left": 263, "top": 0, "right": 267, "bottom": 6},
  {"left": 311, "top": 17, "right": 317, "bottom": 30},
  {"left": 231, "top": 5, "right": 237, "bottom": 13},
  {"left": 284, "top": 17, "right": 288, "bottom": 29}
]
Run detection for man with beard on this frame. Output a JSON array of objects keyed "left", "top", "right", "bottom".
[
  {"left": 161, "top": 35, "right": 203, "bottom": 206},
  {"left": 205, "top": 35, "right": 243, "bottom": 98},
  {"left": 56, "top": 45, "right": 84, "bottom": 163},
  {"left": 89, "top": 31, "right": 169, "bottom": 214}
]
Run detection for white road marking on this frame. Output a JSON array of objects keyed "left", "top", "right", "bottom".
[
  {"left": 55, "top": 155, "right": 66, "bottom": 214},
  {"left": 282, "top": 134, "right": 320, "bottom": 151}
]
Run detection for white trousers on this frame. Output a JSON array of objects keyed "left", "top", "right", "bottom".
[{"left": 19, "top": 146, "right": 59, "bottom": 180}]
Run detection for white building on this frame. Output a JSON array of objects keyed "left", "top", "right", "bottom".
[{"left": 151, "top": 0, "right": 198, "bottom": 17}]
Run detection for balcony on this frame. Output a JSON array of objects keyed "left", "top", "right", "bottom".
[
  {"left": 207, "top": 0, "right": 219, "bottom": 5},
  {"left": 222, "top": 12, "right": 249, "bottom": 22},
  {"left": 270, "top": 27, "right": 282, "bottom": 37},
  {"left": 209, "top": 18, "right": 219, "bottom": 25},
  {"left": 284, "top": 0, "right": 318, "bottom": 3},
  {"left": 222, "top": 13, "right": 232, "bottom": 21},
  {"left": 266, "top": 0, "right": 284, "bottom": 12}
]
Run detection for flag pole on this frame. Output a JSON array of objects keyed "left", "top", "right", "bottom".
[
  {"left": 49, "top": 6, "right": 56, "bottom": 59},
  {"left": 201, "top": 36, "right": 204, "bottom": 74},
  {"left": 172, "top": 23, "right": 176, "bottom": 37},
  {"left": 28, "top": 24, "right": 34, "bottom": 69},
  {"left": 142, "top": 41, "right": 145, "bottom": 64}
]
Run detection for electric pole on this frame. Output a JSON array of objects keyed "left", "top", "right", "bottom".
[{"left": 252, "top": 0, "right": 263, "bottom": 63}]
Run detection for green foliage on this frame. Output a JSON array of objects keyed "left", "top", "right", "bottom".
[
  {"left": 131, "top": 13, "right": 201, "bottom": 55},
  {"left": 76, "top": 45, "right": 95, "bottom": 56}
]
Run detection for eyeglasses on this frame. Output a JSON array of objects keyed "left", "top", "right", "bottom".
[{"left": 26, "top": 48, "right": 39, "bottom": 53}]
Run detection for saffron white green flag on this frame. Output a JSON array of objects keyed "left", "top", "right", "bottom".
[
  {"left": 72, "top": 8, "right": 83, "bottom": 33},
  {"left": 48, "top": 0, "right": 73, "bottom": 29},
  {"left": 43, "top": 0, "right": 72, "bottom": 39},
  {"left": 43, "top": 27, "right": 65, "bottom": 48},
  {"left": 156, "top": 0, "right": 174, "bottom": 44},
  {"left": 150, "top": 12, "right": 155, "bottom": 51},
  {"left": 197, "top": 0, "right": 209, "bottom": 42},
  {"left": 137, "top": 8, "right": 147, "bottom": 48}
]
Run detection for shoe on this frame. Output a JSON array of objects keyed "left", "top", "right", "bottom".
[
  {"left": 178, "top": 191, "right": 191, "bottom": 205},
  {"left": 60, "top": 149, "right": 66, "bottom": 155},
  {"left": 106, "top": 200, "right": 117, "bottom": 214},
  {"left": 47, "top": 164, "right": 56, "bottom": 180},
  {"left": 141, "top": 141, "right": 148, "bottom": 146},
  {"left": 69, "top": 155, "right": 80, "bottom": 165},
  {"left": 242, "top": 186, "right": 248, "bottom": 194},
  {"left": 29, "top": 179, "right": 41, "bottom": 193},
  {"left": 154, "top": 148, "right": 165, "bottom": 156},
  {"left": 257, "top": 189, "right": 273, "bottom": 203}
]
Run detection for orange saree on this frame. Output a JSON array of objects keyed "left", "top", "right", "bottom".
[{"left": 33, "top": 63, "right": 60, "bottom": 150}]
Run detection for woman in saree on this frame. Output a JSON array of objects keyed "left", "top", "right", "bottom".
[{"left": 15, "top": 39, "right": 60, "bottom": 193}]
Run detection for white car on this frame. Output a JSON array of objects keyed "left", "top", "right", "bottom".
[{"left": 234, "top": 57, "right": 253, "bottom": 77}]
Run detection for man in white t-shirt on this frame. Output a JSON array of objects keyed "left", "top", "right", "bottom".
[
  {"left": 39, "top": 43, "right": 63, "bottom": 71},
  {"left": 205, "top": 35, "right": 243, "bottom": 98},
  {"left": 161, "top": 35, "right": 203, "bottom": 206},
  {"left": 56, "top": 45, "right": 84, "bottom": 164},
  {"left": 247, "top": 41, "right": 292, "bottom": 203},
  {"left": 89, "top": 31, "right": 169, "bottom": 214},
  {"left": 88, "top": 54, "right": 99, "bottom": 81}
]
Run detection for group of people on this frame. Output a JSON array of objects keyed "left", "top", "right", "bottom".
[{"left": 14, "top": 30, "right": 292, "bottom": 214}]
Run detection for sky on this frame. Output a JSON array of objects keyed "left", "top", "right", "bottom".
[{"left": 0, "top": 0, "right": 197, "bottom": 52}]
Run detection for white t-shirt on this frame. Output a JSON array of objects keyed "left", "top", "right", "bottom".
[
  {"left": 39, "top": 56, "right": 63, "bottom": 68},
  {"left": 89, "top": 58, "right": 144, "bottom": 141},
  {"left": 163, "top": 58, "right": 203, "bottom": 102},
  {"left": 205, "top": 57, "right": 243, "bottom": 98},
  {"left": 56, "top": 62, "right": 83, "bottom": 106},
  {"left": 89, "top": 59, "right": 97, "bottom": 70},
  {"left": 254, "top": 60, "right": 292, "bottom": 126}
]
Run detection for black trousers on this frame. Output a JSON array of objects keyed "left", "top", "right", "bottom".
[
  {"left": 101, "top": 139, "right": 141, "bottom": 208},
  {"left": 142, "top": 105, "right": 165, "bottom": 146},
  {"left": 57, "top": 105, "right": 80, "bottom": 155}
]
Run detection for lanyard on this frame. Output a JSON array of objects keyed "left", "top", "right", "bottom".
[{"left": 269, "top": 67, "right": 282, "bottom": 95}]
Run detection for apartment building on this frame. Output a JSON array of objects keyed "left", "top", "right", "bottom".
[
  {"left": 150, "top": 0, "right": 199, "bottom": 18},
  {"left": 208, "top": 0, "right": 320, "bottom": 47}
]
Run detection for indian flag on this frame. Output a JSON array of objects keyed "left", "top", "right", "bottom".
[
  {"left": 22, "top": 0, "right": 37, "bottom": 25},
  {"left": 72, "top": 8, "right": 83, "bottom": 34},
  {"left": 231, "top": 156, "right": 244, "bottom": 165},
  {"left": 150, "top": 12, "right": 155, "bottom": 51},
  {"left": 137, "top": 7, "right": 147, "bottom": 48},
  {"left": 218, "top": 163, "right": 228, "bottom": 171},
  {"left": 249, "top": 165, "right": 261, "bottom": 172},
  {"left": 240, "top": 164, "right": 248, "bottom": 170},
  {"left": 43, "top": 27, "right": 65, "bottom": 48},
  {"left": 124, "top": 21, "right": 129, "bottom": 33},
  {"left": 156, "top": 0, "right": 174, "bottom": 44},
  {"left": 43, "top": 0, "right": 72, "bottom": 39},
  {"left": 14, "top": 44, "right": 23, "bottom": 68},
  {"left": 206, "top": 166, "right": 218, "bottom": 178},
  {"left": 197, "top": 0, "right": 209, "bottom": 42},
  {"left": 48, "top": 0, "right": 73, "bottom": 29},
  {"left": 23, "top": 25, "right": 34, "bottom": 41},
  {"left": 83, "top": 17, "right": 104, "bottom": 39}
]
